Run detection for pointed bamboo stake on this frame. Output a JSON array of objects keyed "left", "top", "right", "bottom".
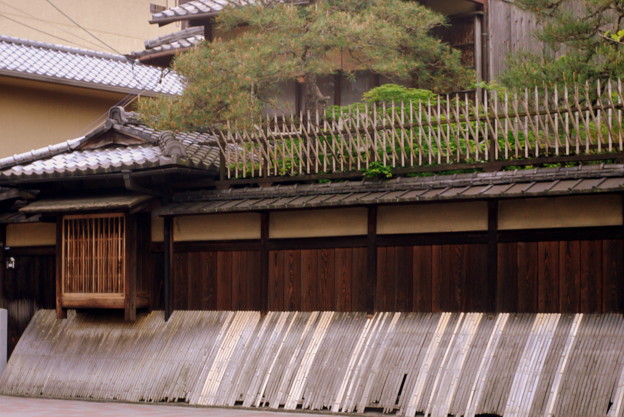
[
  {"left": 503, "top": 89, "right": 510, "bottom": 159},
  {"left": 436, "top": 96, "right": 443, "bottom": 164},
  {"left": 563, "top": 85, "right": 571, "bottom": 155},
  {"left": 409, "top": 100, "right": 415, "bottom": 166},
  {"left": 426, "top": 98, "right": 435, "bottom": 165}
]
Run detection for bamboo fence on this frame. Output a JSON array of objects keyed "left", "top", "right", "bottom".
[
  {"left": 62, "top": 214, "right": 125, "bottom": 296},
  {"left": 213, "top": 79, "right": 624, "bottom": 180}
]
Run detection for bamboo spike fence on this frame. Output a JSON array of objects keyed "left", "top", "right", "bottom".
[{"left": 212, "top": 79, "right": 624, "bottom": 181}]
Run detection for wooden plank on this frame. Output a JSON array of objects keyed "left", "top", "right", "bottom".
[
  {"left": 284, "top": 250, "right": 301, "bottom": 311},
  {"left": 61, "top": 293, "right": 126, "bottom": 309},
  {"left": 300, "top": 249, "right": 317, "bottom": 311},
  {"left": 318, "top": 248, "right": 335, "bottom": 311},
  {"left": 56, "top": 218, "right": 65, "bottom": 319},
  {"left": 603, "top": 239, "right": 624, "bottom": 312},
  {"left": 261, "top": 212, "right": 269, "bottom": 313},
  {"left": 351, "top": 247, "right": 368, "bottom": 312},
  {"left": 367, "top": 206, "right": 377, "bottom": 313},
  {"left": 538, "top": 241, "right": 560, "bottom": 313},
  {"left": 580, "top": 240, "right": 603, "bottom": 313},
  {"left": 413, "top": 245, "right": 433, "bottom": 312},
  {"left": 187, "top": 252, "right": 202, "bottom": 309},
  {"left": 497, "top": 242, "right": 518, "bottom": 312},
  {"left": 248, "top": 251, "right": 262, "bottom": 310},
  {"left": 268, "top": 250, "right": 283, "bottom": 311},
  {"left": 487, "top": 200, "right": 498, "bottom": 312},
  {"left": 375, "top": 247, "right": 392, "bottom": 311},
  {"left": 468, "top": 244, "right": 489, "bottom": 311},
  {"left": 172, "top": 252, "right": 188, "bottom": 309},
  {"left": 559, "top": 240, "right": 581, "bottom": 313},
  {"left": 202, "top": 251, "right": 218, "bottom": 310},
  {"left": 216, "top": 251, "right": 232, "bottom": 310},
  {"left": 395, "top": 246, "right": 413, "bottom": 312},
  {"left": 517, "top": 241, "right": 538, "bottom": 313},
  {"left": 124, "top": 214, "right": 136, "bottom": 321},
  {"left": 334, "top": 248, "right": 353, "bottom": 312},
  {"left": 431, "top": 245, "right": 442, "bottom": 312},
  {"left": 449, "top": 244, "right": 466, "bottom": 312}
]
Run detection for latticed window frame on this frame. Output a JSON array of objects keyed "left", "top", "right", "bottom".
[{"left": 61, "top": 213, "right": 127, "bottom": 297}]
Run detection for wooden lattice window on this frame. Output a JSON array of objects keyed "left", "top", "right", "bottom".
[{"left": 62, "top": 214, "right": 126, "bottom": 296}]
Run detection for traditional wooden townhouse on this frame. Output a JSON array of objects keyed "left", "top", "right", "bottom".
[{"left": 0, "top": 75, "right": 622, "bottom": 415}]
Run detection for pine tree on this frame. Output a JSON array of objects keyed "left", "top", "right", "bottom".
[
  {"left": 139, "top": 0, "right": 472, "bottom": 131},
  {"left": 501, "top": 0, "right": 624, "bottom": 88}
]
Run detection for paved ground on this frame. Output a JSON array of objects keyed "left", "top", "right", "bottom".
[{"left": 0, "top": 396, "right": 338, "bottom": 417}]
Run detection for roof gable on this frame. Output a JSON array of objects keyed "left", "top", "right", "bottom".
[{"left": 0, "top": 107, "right": 220, "bottom": 183}]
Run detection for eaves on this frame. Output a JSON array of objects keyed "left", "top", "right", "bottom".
[{"left": 0, "top": 71, "right": 177, "bottom": 98}]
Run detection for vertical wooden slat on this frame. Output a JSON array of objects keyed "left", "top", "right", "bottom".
[
  {"left": 413, "top": 245, "right": 433, "bottom": 312},
  {"left": 124, "top": 214, "right": 136, "bottom": 321},
  {"left": 260, "top": 212, "right": 269, "bottom": 314},
  {"left": 603, "top": 238, "right": 624, "bottom": 313},
  {"left": 300, "top": 249, "right": 317, "bottom": 312},
  {"left": 318, "top": 248, "right": 335, "bottom": 311},
  {"left": 538, "top": 241, "right": 559, "bottom": 313},
  {"left": 487, "top": 200, "right": 498, "bottom": 312},
  {"left": 56, "top": 218, "right": 65, "bottom": 319},
  {"left": 367, "top": 206, "right": 377, "bottom": 313},
  {"left": 559, "top": 240, "right": 581, "bottom": 313},
  {"left": 580, "top": 239, "right": 603, "bottom": 313},
  {"left": 517, "top": 241, "right": 539, "bottom": 313},
  {"left": 335, "top": 248, "right": 353, "bottom": 312}
]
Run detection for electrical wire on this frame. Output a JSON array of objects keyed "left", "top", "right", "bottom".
[
  {"left": 0, "top": 0, "right": 105, "bottom": 51},
  {"left": 45, "top": 0, "right": 122, "bottom": 55},
  {"left": 41, "top": 0, "right": 171, "bottom": 91},
  {"left": 75, "top": 94, "right": 139, "bottom": 137},
  {"left": 0, "top": 13, "right": 91, "bottom": 48}
]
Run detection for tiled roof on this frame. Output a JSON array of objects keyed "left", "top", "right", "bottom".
[
  {"left": 20, "top": 194, "right": 153, "bottom": 214},
  {"left": 157, "top": 164, "right": 624, "bottom": 215},
  {"left": 131, "top": 27, "right": 204, "bottom": 59},
  {"left": 0, "top": 107, "right": 219, "bottom": 182},
  {"left": 0, "top": 35, "right": 183, "bottom": 96},
  {"left": 150, "top": 0, "right": 309, "bottom": 25}
]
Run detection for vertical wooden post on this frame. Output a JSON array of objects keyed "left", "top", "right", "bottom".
[
  {"left": 0, "top": 224, "right": 5, "bottom": 307},
  {"left": 488, "top": 199, "right": 499, "bottom": 312},
  {"left": 55, "top": 217, "right": 66, "bottom": 319},
  {"left": 367, "top": 206, "right": 378, "bottom": 314},
  {"left": 164, "top": 216, "right": 173, "bottom": 321},
  {"left": 260, "top": 212, "right": 269, "bottom": 315},
  {"left": 124, "top": 214, "right": 136, "bottom": 322},
  {"left": 474, "top": 13, "right": 484, "bottom": 83}
]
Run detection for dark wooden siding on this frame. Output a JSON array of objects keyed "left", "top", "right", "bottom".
[
  {"left": 268, "top": 248, "right": 369, "bottom": 311},
  {"left": 497, "top": 239, "right": 624, "bottom": 313},
  {"left": 172, "top": 250, "right": 261, "bottom": 310},
  {"left": 376, "top": 244, "right": 489, "bottom": 312},
  {"left": 165, "top": 231, "right": 623, "bottom": 314},
  {"left": 0, "top": 249, "right": 55, "bottom": 355}
]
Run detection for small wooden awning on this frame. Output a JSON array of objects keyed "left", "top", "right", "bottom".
[{"left": 19, "top": 194, "right": 153, "bottom": 214}]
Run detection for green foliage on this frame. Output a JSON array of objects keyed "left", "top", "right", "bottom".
[
  {"left": 362, "top": 84, "right": 438, "bottom": 103},
  {"left": 501, "top": 0, "right": 624, "bottom": 88},
  {"left": 326, "top": 84, "right": 440, "bottom": 119},
  {"left": 362, "top": 161, "right": 393, "bottom": 179},
  {"left": 139, "top": 0, "right": 472, "bottom": 131}
]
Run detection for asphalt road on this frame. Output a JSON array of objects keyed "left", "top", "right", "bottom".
[{"left": 0, "top": 395, "right": 339, "bottom": 417}]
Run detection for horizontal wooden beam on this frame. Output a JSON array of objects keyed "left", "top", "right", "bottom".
[{"left": 61, "top": 293, "right": 149, "bottom": 309}]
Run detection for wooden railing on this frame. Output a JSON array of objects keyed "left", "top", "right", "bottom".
[{"left": 213, "top": 79, "right": 624, "bottom": 181}]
